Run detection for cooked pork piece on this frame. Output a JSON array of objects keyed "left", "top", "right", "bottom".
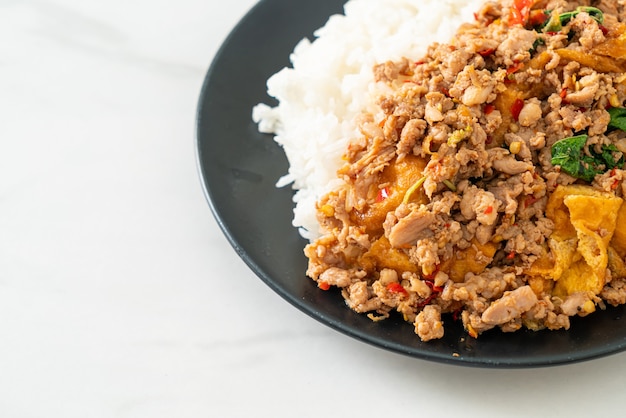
[{"left": 305, "top": 0, "right": 626, "bottom": 340}]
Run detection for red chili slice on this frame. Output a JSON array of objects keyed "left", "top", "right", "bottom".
[
  {"left": 318, "top": 281, "right": 331, "bottom": 291},
  {"left": 478, "top": 48, "right": 496, "bottom": 57},
  {"left": 529, "top": 10, "right": 548, "bottom": 26},
  {"left": 508, "top": 0, "right": 533, "bottom": 26},
  {"left": 511, "top": 98, "right": 524, "bottom": 121},
  {"left": 376, "top": 187, "right": 390, "bottom": 203},
  {"left": 600, "top": 25, "right": 609, "bottom": 36},
  {"left": 387, "top": 282, "right": 408, "bottom": 296},
  {"left": 507, "top": 62, "right": 524, "bottom": 74}
]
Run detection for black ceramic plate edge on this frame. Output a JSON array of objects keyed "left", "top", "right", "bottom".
[{"left": 195, "top": 0, "right": 626, "bottom": 368}]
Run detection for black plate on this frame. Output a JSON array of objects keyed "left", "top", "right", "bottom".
[{"left": 196, "top": 0, "right": 626, "bottom": 367}]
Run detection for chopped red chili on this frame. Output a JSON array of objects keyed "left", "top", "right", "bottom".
[
  {"left": 417, "top": 280, "right": 444, "bottom": 308},
  {"left": 600, "top": 25, "right": 609, "bottom": 36},
  {"left": 376, "top": 187, "right": 390, "bottom": 202},
  {"left": 528, "top": 9, "right": 548, "bottom": 26},
  {"left": 387, "top": 282, "right": 408, "bottom": 295},
  {"left": 505, "top": 62, "right": 524, "bottom": 84},
  {"left": 417, "top": 296, "right": 436, "bottom": 308},
  {"left": 507, "top": 62, "right": 524, "bottom": 75},
  {"left": 484, "top": 103, "right": 495, "bottom": 115},
  {"left": 478, "top": 48, "right": 496, "bottom": 57},
  {"left": 425, "top": 280, "right": 444, "bottom": 293},
  {"left": 511, "top": 98, "right": 524, "bottom": 121},
  {"left": 484, "top": 205, "right": 493, "bottom": 215},
  {"left": 508, "top": 7, "right": 523, "bottom": 26},
  {"left": 508, "top": 0, "right": 533, "bottom": 26},
  {"left": 506, "top": 251, "right": 516, "bottom": 260},
  {"left": 318, "top": 281, "right": 331, "bottom": 291},
  {"left": 610, "top": 169, "right": 620, "bottom": 190}
]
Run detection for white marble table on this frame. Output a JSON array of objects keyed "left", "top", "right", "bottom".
[{"left": 2, "top": 0, "right": 626, "bottom": 416}]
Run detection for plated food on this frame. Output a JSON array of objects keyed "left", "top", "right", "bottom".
[{"left": 254, "top": 0, "right": 626, "bottom": 341}]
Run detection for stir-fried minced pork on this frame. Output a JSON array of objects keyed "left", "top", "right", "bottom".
[{"left": 305, "top": 0, "right": 626, "bottom": 340}]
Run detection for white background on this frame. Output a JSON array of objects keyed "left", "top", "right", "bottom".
[{"left": 1, "top": 0, "right": 626, "bottom": 417}]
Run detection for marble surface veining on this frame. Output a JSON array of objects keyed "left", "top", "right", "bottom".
[{"left": 1, "top": 0, "right": 626, "bottom": 417}]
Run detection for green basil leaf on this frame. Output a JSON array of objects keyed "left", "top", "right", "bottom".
[
  {"left": 559, "top": 6, "right": 604, "bottom": 26},
  {"left": 551, "top": 134, "right": 625, "bottom": 182},
  {"left": 600, "top": 144, "right": 618, "bottom": 169},
  {"left": 578, "top": 154, "right": 600, "bottom": 182},
  {"left": 608, "top": 107, "right": 626, "bottom": 132},
  {"left": 551, "top": 134, "right": 589, "bottom": 178},
  {"left": 579, "top": 6, "right": 604, "bottom": 24}
]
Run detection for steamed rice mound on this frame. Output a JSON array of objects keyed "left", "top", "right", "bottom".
[{"left": 253, "top": 0, "right": 484, "bottom": 239}]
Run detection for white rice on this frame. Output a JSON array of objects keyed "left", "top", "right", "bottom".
[{"left": 252, "top": 0, "right": 486, "bottom": 240}]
